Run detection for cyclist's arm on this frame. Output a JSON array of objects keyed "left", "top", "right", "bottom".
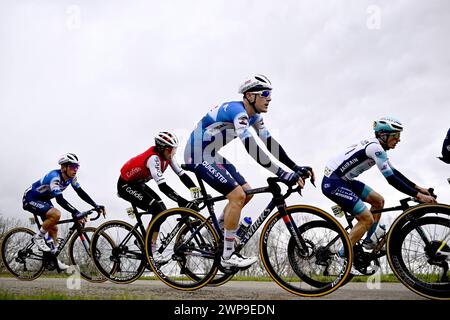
[
  {"left": 253, "top": 117, "right": 297, "bottom": 170},
  {"left": 74, "top": 187, "right": 98, "bottom": 207},
  {"left": 50, "top": 176, "right": 80, "bottom": 215},
  {"left": 170, "top": 158, "right": 196, "bottom": 189},
  {"left": 366, "top": 144, "right": 418, "bottom": 197},
  {"left": 148, "top": 156, "right": 189, "bottom": 205},
  {"left": 55, "top": 194, "right": 79, "bottom": 215},
  {"left": 240, "top": 135, "right": 280, "bottom": 174}
]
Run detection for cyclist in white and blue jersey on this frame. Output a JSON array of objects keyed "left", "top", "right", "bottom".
[
  {"left": 185, "top": 74, "right": 313, "bottom": 269},
  {"left": 321, "top": 117, "right": 436, "bottom": 250},
  {"left": 22, "top": 153, "right": 105, "bottom": 270}
]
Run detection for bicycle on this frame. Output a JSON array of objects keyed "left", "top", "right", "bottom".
[
  {"left": 144, "top": 164, "right": 353, "bottom": 297},
  {"left": 1, "top": 209, "right": 106, "bottom": 282},
  {"left": 306, "top": 191, "right": 450, "bottom": 300},
  {"left": 387, "top": 200, "right": 450, "bottom": 300},
  {"left": 89, "top": 204, "right": 157, "bottom": 284}
]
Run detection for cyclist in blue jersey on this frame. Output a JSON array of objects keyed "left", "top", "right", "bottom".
[
  {"left": 321, "top": 117, "right": 436, "bottom": 251},
  {"left": 439, "top": 128, "right": 450, "bottom": 164},
  {"left": 185, "top": 74, "right": 313, "bottom": 269},
  {"left": 22, "top": 153, "right": 105, "bottom": 271}
]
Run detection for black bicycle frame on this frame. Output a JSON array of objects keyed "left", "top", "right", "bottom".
[{"left": 178, "top": 172, "right": 309, "bottom": 255}]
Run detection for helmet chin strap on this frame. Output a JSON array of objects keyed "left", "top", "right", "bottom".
[
  {"left": 244, "top": 94, "right": 259, "bottom": 114},
  {"left": 377, "top": 134, "right": 390, "bottom": 150}
]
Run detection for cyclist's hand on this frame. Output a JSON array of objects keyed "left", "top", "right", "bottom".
[
  {"left": 416, "top": 186, "right": 432, "bottom": 197},
  {"left": 416, "top": 193, "right": 437, "bottom": 204},
  {"left": 277, "top": 169, "right": 301, "bottom": 186},
  {"left": 72, "top": 211, "right": 87, "bottom": 224},
  {"left": 95, "top": 205, "right": 106, "bottom": 218},
  {"left": 294, "top": 165, "right": 316, "bottom": 186}
]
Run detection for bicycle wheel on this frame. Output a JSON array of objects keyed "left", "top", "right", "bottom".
[
  {"left": 260, "top": 205, "right": 352, "bottom": 297},
  {"left": 67, "top": 226, "right": 109, "bottom": 283},
  {"left": 145, "top": 208, "right": 220, "bottom": 291},
  {"left": 1, "top": 227, "right": 45, "bottom": 280},
  {"left": 387, "top": 204, "right": 450, "bottom": 300},
  {"left": 90, "top": 220, "right": 146, "bottom": 284},
  {"left": 174, "top": 219, "right": 235, "bottom": 287}
]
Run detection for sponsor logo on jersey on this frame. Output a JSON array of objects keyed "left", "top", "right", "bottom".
[
  {"left": 126, "top": 167, "right": 142, "bottom": 178},
  {"left": 340, "top": 158, "right": 358, "bottom": 173},
  {"left": 154, "top": 157, "right": 163, "bottom": 177},
  {"left": 238, "top": 116, "right": 248, "bottom": 126}
]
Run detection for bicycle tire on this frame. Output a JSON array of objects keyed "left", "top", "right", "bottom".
[
  {"left": 175, "top": 220, "right": 235, "bottom": 287},
  {"left": 387, "top": 203, "right": 450, "bottom": 300},
  {"left": 260, "top": 205, "right": 352, "bottom": 297},
  {"left": 145, "top": 208, "right": 219, "bottom": 291},
  {"left": 1, "top": 227, "right": 45, "bottom": 280},
  {"left": 67, "top": 226, "right": 108, "bottom": 283},
  {"left": 90, "top": 220, "right": 146, "bottom": 284}
]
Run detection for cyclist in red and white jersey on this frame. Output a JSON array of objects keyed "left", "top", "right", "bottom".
[{"left": 117, "top": 131, "right": 198, "bottom": 260}]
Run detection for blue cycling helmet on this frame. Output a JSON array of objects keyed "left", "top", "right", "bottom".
[{"left": 373, "top": 117, "right": 404, "bottom": 134}]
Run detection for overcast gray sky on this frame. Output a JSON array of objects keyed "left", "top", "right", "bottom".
[{"left": 1, "top": 0, "right": 449, "bottom": 228}]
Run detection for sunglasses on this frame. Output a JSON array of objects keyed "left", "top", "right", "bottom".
[
  {"left": 389, "top": 132, "right": 401, "bottom": 139},
  {"left": 253, "top": 90, "right": 272, "bottom": 98},
  {"left": 68, "top": 164, "right": 80, "bottom": 171}
]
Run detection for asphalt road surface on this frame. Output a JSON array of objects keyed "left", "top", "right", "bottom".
[{"left": 0, "top": 277, "right": 426, "bottom": 300}]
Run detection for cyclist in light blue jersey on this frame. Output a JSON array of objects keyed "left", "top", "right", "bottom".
[
  {"left": 185, "top": 74, "right": 313, "bottom": 269},
  {"left": 322, "top": 117, "right": 436, "bottom": 251},
  {"left": 22, "top": 153, "right": 105, "bottom": 270}
]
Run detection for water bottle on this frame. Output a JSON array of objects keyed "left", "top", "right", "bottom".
[
  {"left": 45, "top": 234, "right": 57, "bottom": 254},
  {"left": 236, "top": 217, "right": 252, "bottom": 241},
  {"left": 369, "top": 224, "right": 386, "bottom": 243}
]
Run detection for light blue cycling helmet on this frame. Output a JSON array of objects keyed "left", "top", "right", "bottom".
[{"left": 373, "top": 117, "right": 403, "bottom": 134}]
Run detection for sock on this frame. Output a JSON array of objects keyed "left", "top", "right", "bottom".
[
  {"left": 222, "top": 229, "right": 236, "bottom": 260},
  {"left": 365, "top": 222, "right": 378, "bottom": 241},
  {"left": 37, "top": 227, "right": 46, "bottom": 237}
]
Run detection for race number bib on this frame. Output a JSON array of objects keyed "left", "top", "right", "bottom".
[{"left": 190, "top": 187, "right": 202, "bottom": 200}]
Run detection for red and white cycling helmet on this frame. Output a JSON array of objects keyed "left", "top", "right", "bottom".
[{"left": 155, "top": 131, "right": 179, "bottom": 148}]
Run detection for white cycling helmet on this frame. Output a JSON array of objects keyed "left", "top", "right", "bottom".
[
  {"left": 373, "top": 117, "right": 404, "bottom": 134},
  {"left": 155, "top": 131, "right": 179, "bottom": 148},
  {"left": 58, "top": 153, "right": 80, "bottom": 165},
  {"left": 238, "top": 74, "right": 272, "bottom": 94}
]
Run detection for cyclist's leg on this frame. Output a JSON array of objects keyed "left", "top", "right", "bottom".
[
  {"left": 44, "top": 208, "right": 61, "bottom": 242},
  {"left": 217, "top": 156, "right": 253, "bottom": 204},
  {"left": 352, "top": 181, "right": 385, "bottom": 240},
  {"left": 22, "top": 197, "right": 57, "bottom": 251},
  {"left": 322, "top": 176, "right": 373, "bottom": 246},
  {"left": 117, "top": 178, "right": 166, "bottom": 252}
]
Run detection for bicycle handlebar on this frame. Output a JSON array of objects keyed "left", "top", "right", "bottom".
[{"left": 75, "top": 208, "right": 101, "bottom": 222}]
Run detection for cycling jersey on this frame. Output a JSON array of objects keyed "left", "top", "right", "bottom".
[
  {"left": 184, "top": 101, "right": 301, "bottom": 194},
  {"left": 185, "top": 101, "right": 270, "bottom": 163},
  {"left": 120, "top": 146, "right": 184, "bottom": 184},
  {"left": 118, "top": 146, "right": 196, "bottom": 214},
  {"left": 26, "top": 169, "right": 81, "bottom": 200},
  {"left": 324, "top": 138, "right": 394, "bottom": 181},
  {"left": 23, "top": 169, "right": 97, "bottom": 219},
  {"left": 322, "top": 137, "right": 418, "bottom": 215}
]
